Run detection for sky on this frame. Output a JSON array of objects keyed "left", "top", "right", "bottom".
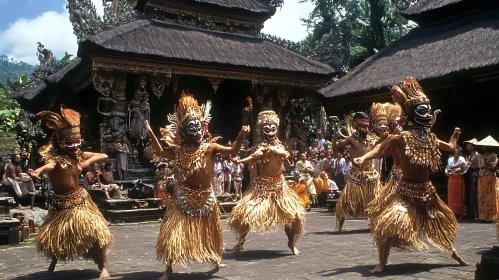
[{"left": 0, "top": 0, "right": 314, "bottom": 65}]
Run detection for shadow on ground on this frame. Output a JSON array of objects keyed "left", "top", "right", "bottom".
[
  {"left": 223, "top": 249, "right": 291, "bottom": 261},
  {"left": 10, "top": 268, "right": 227, "bottom": 280},
  {"left": 319, "top": 262, "right": 462, "bottom": 278}
]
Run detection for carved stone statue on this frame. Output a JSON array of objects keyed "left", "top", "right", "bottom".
[
  {"left": 127, "top": 76, "right": 150, "bottom": 146},
  {"left": 15, "top": 110, "right": 47, "bottom": 169},
  {"left": 96, "top": 97, "right": 127, "bottom": 132},
  {"left": 37, "top": 42, "right": 57, "bottom": 71}
]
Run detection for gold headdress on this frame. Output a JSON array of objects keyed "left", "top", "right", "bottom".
[
  {"left": 257, "top": 110, "right": 279, "bottom": 127},
  {"left": 36, "top": 106, "right": 83, "bottom": 168},
  {"left": 161, "top": 91, "right": 211, "bottom": 147},
  {"left": 396, "top": 76, "right": 430, "bottom": 106},
  {"left": 369, "top": 102, "right": 391, "bottom": 123},
  {"left": 37, "top": 106, "right": 81, "bottom": 142},
  {"left": 387, "top": 103, "right": 402, "bottom": 121}
]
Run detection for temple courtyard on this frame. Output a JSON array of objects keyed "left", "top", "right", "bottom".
[{"left": 1, "top": 210, "right": 496, "bottom": 280}]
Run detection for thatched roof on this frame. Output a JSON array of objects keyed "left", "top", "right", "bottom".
[
  {"left": 319, "top": 8, "right": 499, "bottom": 98},
  {"left": 403, "top": 0, "right": 465, "bottom": 16},
  {"left": 194, "top": 0, "right": 272, "bottom": 13},
  {"left": 83, "top": 19, "right": 335, "bottom": 75},
  {"left": 402, "top": 0, "right": 499, "bottom": 26}
]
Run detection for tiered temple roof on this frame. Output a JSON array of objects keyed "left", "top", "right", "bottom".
[{"left": 319, "top": 0, "right": 499, "bottom": 99}]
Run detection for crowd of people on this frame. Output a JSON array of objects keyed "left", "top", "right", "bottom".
[{"left": 445, "top": 137, "right": 499, "bottom": 222}]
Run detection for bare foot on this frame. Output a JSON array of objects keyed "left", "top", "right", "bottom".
[
  {"left": 232, "top": 244, "right": 243, "bottom": 253},
  {"left": 213, "top": 261, "right": 227, "bottom": 269},
  {"left": 99, "top": 268, "right": 110, "bottom": 279},
  {"left": 16, "top": 204, "right": 24, "bottom": 210},
  {"left": 452, "top": 252, "right": 469, "bottom": 266},
  {"left": 31, "top": 207, "right": 35, "bottom": 211},
  {"left": 369, "top": 263, "right": 385, "bottom": 273},
  {"left": 288, "top": 242, "right": 300, "bottom": 255}
]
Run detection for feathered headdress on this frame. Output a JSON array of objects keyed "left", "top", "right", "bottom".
[
  {"left": 393, "top": 76, "right": 429, "bottom": 106},
  {"left": 161, "top": 91, "right": 211, "bottom": 147},
  {"left": 369, "top": 102, "right": 391, "bottom": 123},
  {"left": 36, "top": 106, "right": 81, "bottom": 142},
  {"left": 388, "top": 103, "right": 402, "bottom": 122}
]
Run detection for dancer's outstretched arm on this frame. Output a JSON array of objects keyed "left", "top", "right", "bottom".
[
  {"left": 145, "top": 121, "right": 175, "bottom": 160},
  {"left": 438, "top": 127, "right": 461, "bottom": 152},
  {"left": 211, "top": 125, "right": 250, "bottom": 156},
  {"left": 81, "top": 152, "right": 108, "bottom": 169},
  {"left": 27, "top": 162, "right": 56, "bottom": 181},
  {"left": 354, "top": 135, "right": 401, "bottom": 166}
]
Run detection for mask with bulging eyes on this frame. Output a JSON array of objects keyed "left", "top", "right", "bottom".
[
  {"left": 262, "top": 123, "right": 278, "bottom": 142},
  {"left": 184, "top": 119, "right": 203, "bottom": 144},
  {"left": 374, "top": 119, "right": 388, "bottom": 136},
  {"left": 411, "top": 102, "right": 440, "bottom": 128},
  {"left": 59, "top": 136, "right": 82, "bottom": 155}
]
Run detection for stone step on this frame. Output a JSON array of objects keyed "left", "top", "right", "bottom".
[
  {"left": 104, "top": 208, "right": 165, "bottom": 223},
  {"left": 0, "top": 218, "right": 20, "bottom": 245},
  {"left": 103, "top": 198, "right": 163, "bottom": 210}
]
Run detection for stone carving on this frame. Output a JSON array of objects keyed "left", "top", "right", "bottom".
[
  {"left": 15, "top": 110, "right": 47, "bottom": 169},
  {"left": 207, "top": 78, "right": 224, "bottom": 93},
  {"left": 150, "top": 75, "right": 171, "bottom": 99},
  {"left": 251, "top": 85, "right": 268, "bottom": 104},
  {"left": 67, "top": 0, "right": 103, "bottom": 42},
  {"left": 92, "top": 70, "right": 115, "bottom": 97},
  {"left": 127, "top": 75, "right": 150, "bottom": 145},
  {"left": 67, "top": 0, "right": 139, "bottom": 43},
  {"left": 6, "top": 43, "right": 66, "bottom": 96},
  {"left": 147, "top": 5, "right": 263, "bottom": 36},
  {"left": 96, "top": 97, "right": 127, "bottom": 132},
  {"left": 277, "top": 87, "right": 292, "bottom": 106}
]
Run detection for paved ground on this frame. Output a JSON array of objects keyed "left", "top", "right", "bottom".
[{"left": 1, "top": 210, "right": 497, "bottom": 280}]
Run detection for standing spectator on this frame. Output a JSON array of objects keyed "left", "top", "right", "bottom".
[
  {"left": 222, "top": 155, "right": 233, "bottom": 194},
  {"left": 476, "top": 136, "right": 499, "bottom": 222},
  {"left": 341, "top": 155, "right": 352, "bottom": 185},
  {"left": 445, "top": 147, "right": 468, "bottom": 217},
  {"left": 332, "top": 151, "right": 345, "bottom": 189},
  {"left": 232, "top": 158, "right": 244, "bottom": 200},
  {"left": 212, "top": 154, "right": 223, "bottom": 195},
  {"left": 4, "top": 154, "right": 35, "bottom": 210},
  {"left": 115, "top": 135, "right": 131, "bottom": 180},
  {"left": 464, "top": 139, "right": 480, "bottom": 219}
]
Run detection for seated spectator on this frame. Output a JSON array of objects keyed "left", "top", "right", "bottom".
[
  {"left": 4, "top": 155, "right": 35, "bottom": 210},
  {"left": 84, "top": 163, "right": 122, "bottom": 200}
]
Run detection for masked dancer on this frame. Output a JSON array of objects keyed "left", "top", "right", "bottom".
[
  {"left": 332, "top": 111, "right": 382, "bottom": 232},
  {"left": 27, "top": 106, "right": 113, "bottom": 279},
  {"left": 355, "top": 77, "right": 468, "bottom": 273},
  {"left": 145, "top": 92, "right": 249, "bottom": 280},
  {"left": 367, "top": 103, "right": 392, "bottom": 175},
  {"left": 228, "top": 111, "right": 305, "bottom": 255}
]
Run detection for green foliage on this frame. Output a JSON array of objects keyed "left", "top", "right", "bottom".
[
  {"left": 300, "top": 0, "right": 416, "bottom": 72},
  {"left": 59, "top": 52, "right": 75, "bottom": 64},
  {"left": 0, "top": 55, "right": 35, "bottom": 84}
]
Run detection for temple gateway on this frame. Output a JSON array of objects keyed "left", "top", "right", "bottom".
[{"left": 14, "top": 0, "right": 335, "bottom": 158}]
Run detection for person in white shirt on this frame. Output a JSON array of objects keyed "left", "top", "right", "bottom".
[{"left": 212, "top": 155, "right": 223, "bottom": 195}]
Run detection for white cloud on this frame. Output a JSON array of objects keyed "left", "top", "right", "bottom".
[
  {"left": 262, "top": 1, "right": 314, "bottom": 42},
  {"left": 0, "top": 9, "right": 77, "bottom": 65}
]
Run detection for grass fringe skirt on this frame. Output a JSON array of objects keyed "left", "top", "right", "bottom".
[
  {"left": 227, "top": 176, "right": 305, "bottom": 236},
  {"left": 156, "top": 198, "right": 223, "bottom": 266},
  {"left": 335, "top": 168, "right": 381, "bottom": 223},
  {"left": 369, "top": 179, "right": 458, "bottom": 253},
  {"left": 37, "top": 188, "right": 114, "bottom": 261}
]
